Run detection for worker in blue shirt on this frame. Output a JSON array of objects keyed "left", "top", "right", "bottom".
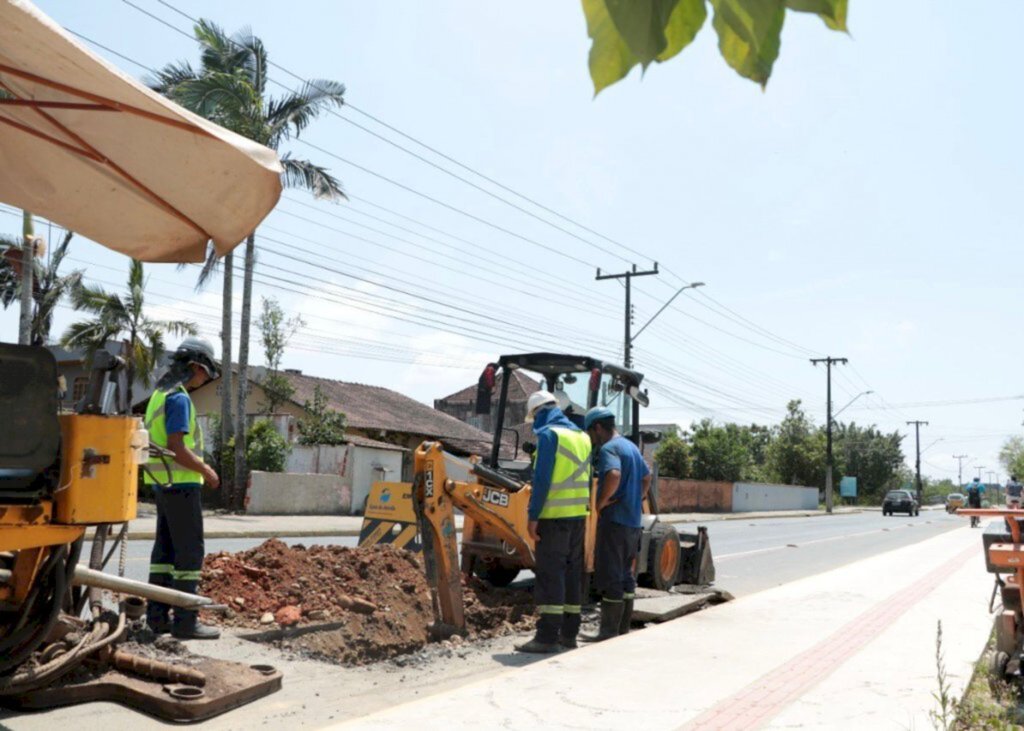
[
  {"left": 514, "top": 391, "right": 592, "bottom": 654},
  {"left": 581, "top": 406, "right": 651, "bottom": 642},
  {"left": 144, "top": 338, "right": 221, "bottom": 640}
]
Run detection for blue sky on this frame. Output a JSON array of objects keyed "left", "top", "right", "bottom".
[{"left": 3, "top": 0, "right": 1022, "bottom": 484}]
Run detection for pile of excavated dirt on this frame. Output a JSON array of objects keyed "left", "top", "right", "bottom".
[{"left": 200, "top": 540, "right": 536, "bottom": 665}]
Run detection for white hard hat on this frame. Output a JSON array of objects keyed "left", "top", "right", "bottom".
[
  {"left": 526, "top": 391, "right": 558, "bottom": 420},
  {"left": 174, "top": 336, "right": 220, "bottom": 379}
]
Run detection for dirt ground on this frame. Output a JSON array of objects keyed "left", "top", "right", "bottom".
[{"left": 199, "top": 539, "right": 536, "bottom": 665}]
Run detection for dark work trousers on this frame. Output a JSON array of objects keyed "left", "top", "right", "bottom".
[
  {"left": 147, "top": 486, "right": 205, "bottom": 629},
  {"left": 595, "top": 519, "right": 642, "bottom": 601},
  {"left": 533, "top": 518, "right": 586, "bottom": 643}
]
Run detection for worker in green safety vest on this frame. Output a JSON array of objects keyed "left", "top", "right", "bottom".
[
  {"left": 144, "top": 337, "right": 221, "bottom": 640},
  {"left": 514, "top": 391, "right": 592, "bottom": 654}
]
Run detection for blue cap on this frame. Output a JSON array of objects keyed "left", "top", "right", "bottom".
[{"left": 584, "top": 406, "right": 615, "bottom": 430}]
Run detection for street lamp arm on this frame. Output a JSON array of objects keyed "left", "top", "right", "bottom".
[
  {"left": 832, "top": 390, "right": 874, "bottom": 420},
  {"left": 631, "top": 281, "right": 705, "bottom": 343}
]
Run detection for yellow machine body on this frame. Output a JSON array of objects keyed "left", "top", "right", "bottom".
[{"left": 54, "top": 414, "right": 145, "bottom": 525}]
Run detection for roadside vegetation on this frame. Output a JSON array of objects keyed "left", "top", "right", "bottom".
[
  {"left": 931, "top": 621, "right": 1024, "bottom": 730},
  {"left": 654, "top": 399, "right": 910, "bottom": 502}
]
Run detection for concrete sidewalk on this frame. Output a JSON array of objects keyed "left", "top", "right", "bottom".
[
  {"left": 92, "top": 506, "right": 862, "bottom": 540},
  {"left": 334, "top": 521, "right": 993, "bottom": 730}
]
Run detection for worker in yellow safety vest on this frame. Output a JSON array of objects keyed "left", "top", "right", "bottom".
[
  {"left": 144, "top": 337, "right": 221, "bottom": 640},
  {"left": 514, "top": 391, "right": 592, "bottom": 654}
]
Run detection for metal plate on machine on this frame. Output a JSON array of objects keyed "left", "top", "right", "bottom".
[
  {"left": 5, "top": 657, "right": 282, "bottom": 722},
  {"left": 358, "top": 481, "right": 421, "bottom": 553}
]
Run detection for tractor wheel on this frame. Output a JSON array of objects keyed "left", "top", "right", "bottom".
[
  {"left": 643, "top": 523, "right": 682, "bottom": 591},
  {"left": 475, "top": 565, "right": 520, "bottom": 587}
]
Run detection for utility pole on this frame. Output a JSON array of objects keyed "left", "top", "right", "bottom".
[
  {"left": 975, "top": 466, "right": 985, "bottom": 480},
  {"left": 18, "top": 210, "right": 34, "bottom": 345},
  {"left": 597, "top": 263, "right": 659, "bottom": 435},
  {"left": 906, "top": 420, "right": 928, "bottom": 506},
  {"left": 811, "top": 356, "right": 848, "bottom": 514},
  {"left": 596, "top": 263, "right": 659, "bottom": 369},
  {"left": 952, "top": 454, "right": 968, "bottom": 489}
]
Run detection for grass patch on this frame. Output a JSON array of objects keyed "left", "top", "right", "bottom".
[{"left": 932, "top": 619, "right": 1024, "bottom": 730}]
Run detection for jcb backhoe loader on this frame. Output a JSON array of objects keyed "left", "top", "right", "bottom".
[{"left": 363, "top": 353, "right": 715, "bottom": 632}]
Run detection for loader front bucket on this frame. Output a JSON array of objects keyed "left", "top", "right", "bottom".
[{"left": 677, "top": 525, "right": 715, "bottom": 586}]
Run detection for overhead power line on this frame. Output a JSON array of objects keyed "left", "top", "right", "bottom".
[{"left": 120, "top": 0, "right": 824, "bottom": 359}]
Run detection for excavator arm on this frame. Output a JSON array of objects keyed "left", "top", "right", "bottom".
[{"left": 412, "top": 442, "right": 535, "bottom": 633}]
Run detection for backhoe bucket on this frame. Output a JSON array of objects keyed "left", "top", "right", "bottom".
[{"left": 677, "top": 526, "right": 715, "bottom": 586}]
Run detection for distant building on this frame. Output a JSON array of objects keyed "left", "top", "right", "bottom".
[
  {"left": 434, "top": 370, "right": 541, "bottom": 433},
  {"left": 640, "top": 423, "right": 683, "bottom": 460},
  {"left": 48, "top": 342, "right": 170, "bottom": 411}
]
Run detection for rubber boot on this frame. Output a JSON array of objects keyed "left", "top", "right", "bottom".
[
  {"left": 559, "top": 612, "right": 582, "bottom": 649},
  {"left": 171, "top": 577, "right": 221, "bottom": 640},
  {"left": 515, "top": 614, "right": 561, "bottom": 654},
  {"left": 619, "top": 597, "right": 634, "bottom": 636},
  {"left": 172, "top": 611, "right": 221, "bottom": 640},
  {"left": 579, "top": 599, "right": 624, "bottom": 643}
]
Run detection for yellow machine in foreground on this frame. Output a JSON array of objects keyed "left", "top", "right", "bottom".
[
  {"left": 363, "top": 353, "right": 716, "bottom": 632},
  {"left": 0, "top": 344, "right": 282, "bottom": 719},
  {"left": 0, "top": 345, "right": 143, "bottom": 683}
]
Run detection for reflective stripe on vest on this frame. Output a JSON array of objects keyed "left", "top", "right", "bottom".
[
  {"left": 144, "top": 387, "right": 204, "bottom": 485},
  {"left": 538, "top": 427, "right": 591, "bottom": 519}
]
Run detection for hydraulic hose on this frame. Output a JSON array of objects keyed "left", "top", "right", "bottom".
[{"left": 0, "top": 546, "right": 67, "bottom": 675}]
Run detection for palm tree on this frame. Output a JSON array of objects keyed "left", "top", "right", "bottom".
[
  {"left": 61, "top": 260, "right": 196, "bottom": 408},
  {"left": 2, "top": 229, "right": 83, "bottom": 345},
  {"left": 152, "top": 20, "right": 345, "bottom": 508}
]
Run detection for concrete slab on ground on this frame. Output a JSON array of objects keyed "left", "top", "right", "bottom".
[
  {"left": 631, "top": 588, "right": 727, "bottom": 623},
  {"left": 331, "top": 521, "right": 993, "bottom": 731}
]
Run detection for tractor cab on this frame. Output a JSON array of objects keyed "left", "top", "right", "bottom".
[{"left": 474, "top": 352, "right": 651, "bottom": 478}]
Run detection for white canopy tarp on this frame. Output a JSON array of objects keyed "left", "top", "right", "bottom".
[{"left": 0, "top": 0, "right": 282, "bottom": 262}]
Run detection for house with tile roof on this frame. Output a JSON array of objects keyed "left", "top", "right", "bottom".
[{"left": 186, "top": 367, "right": 495, "bottom": 474}]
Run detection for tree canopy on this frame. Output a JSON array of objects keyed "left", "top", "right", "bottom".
[
  {"left": 652, "top": 398, "right": 907, "bottom": 501},
  {"left": 582, "top": 0, "right": 849, "bottom": 94}
]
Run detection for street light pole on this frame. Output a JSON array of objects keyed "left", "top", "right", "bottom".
[
  {"left": 953, "top": 454, "right": 968, "bottom": 488},
  {"left": 907, "top": 420, "right": 928, "bottom": 507},
  {"left": 596, "top": 263, "right": 659, "bottom": 370},
  {"left": 811, "top": 356, "right": 848, "bottom": 514},
  {"left": 596, "top": 264, "right": 659, "bottom": 435}
]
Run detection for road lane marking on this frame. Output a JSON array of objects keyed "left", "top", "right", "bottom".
[{"left": 714, "top": 524, "right": 942, "bottom": 561}]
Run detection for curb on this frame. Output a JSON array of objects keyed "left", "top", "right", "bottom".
[
  {"left": 88, "top": 509, "right": 866, "bottom": 541},
  {"left": 667, "top": 508, "right": 862, "bottom": 524}
]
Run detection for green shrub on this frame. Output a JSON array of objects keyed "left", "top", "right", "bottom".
[{"left": 247, "top": 419, "right": 289, "bottom": 473}]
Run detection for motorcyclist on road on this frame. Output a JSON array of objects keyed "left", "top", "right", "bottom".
[{"left": 967, "top": 477, "right": 985, "bottom": 509}]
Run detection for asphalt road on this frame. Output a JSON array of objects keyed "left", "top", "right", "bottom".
[
  {"left": 98, "top": 509, "right": 967, "bottom": 598},
  {"left": 690, "top": 509, "right": 966, "bottom": 595}
]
